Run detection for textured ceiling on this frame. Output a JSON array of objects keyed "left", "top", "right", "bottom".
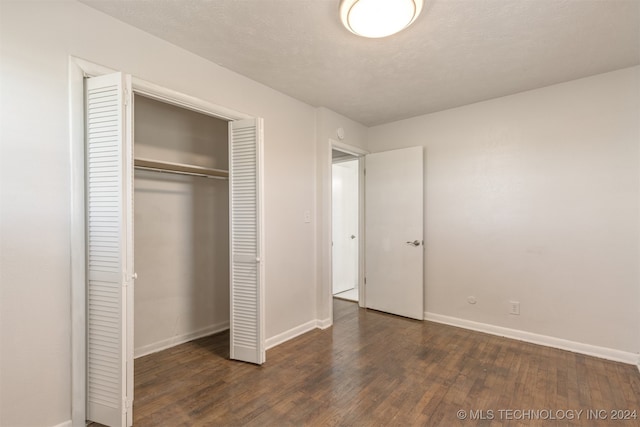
[{"left": 80, "top": 0, "right": 640, "bottom": 126}]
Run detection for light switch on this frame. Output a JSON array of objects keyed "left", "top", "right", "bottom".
[{"left": 304, "top": 210, "right": 311, "bottom": 223}]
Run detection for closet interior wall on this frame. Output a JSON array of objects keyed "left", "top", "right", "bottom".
[{"left": 133, "top": 95, "right": 230, "bottom": 358}]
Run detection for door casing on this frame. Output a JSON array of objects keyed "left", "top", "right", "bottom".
[{"left": 324, "top": 139, "right": 368, "bottom": 326}]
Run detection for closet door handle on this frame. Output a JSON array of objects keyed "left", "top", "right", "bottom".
[{"left": 131, "top": 272, "right": 138, "bottom": 280}]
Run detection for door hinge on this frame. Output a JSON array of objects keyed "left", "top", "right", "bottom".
[
  {"left": 124, "top": 88, "right": 130, "bottom": 106},
  {"left": 364, "top": 277, "right": 367, "bottom": 285}
]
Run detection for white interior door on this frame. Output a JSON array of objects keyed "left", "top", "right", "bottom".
[
  {"left": 332, "top": 160, "right": 359, "bottom": 295},
  {"left": 85, "top": 72, "right": 134, "bottom": 427},
  {"left": 365, "top": 146, "right": 424, "bottom": 320},
  {"left": 229, "top": 118, "right": 265, "bottom": 364}
]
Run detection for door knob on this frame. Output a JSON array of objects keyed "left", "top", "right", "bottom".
[
  {"left": 350, "top": 235, "right": 356, "bottom": 239},
  {"left": 406, "top": 240, "right": 421, "bottom": 247}
]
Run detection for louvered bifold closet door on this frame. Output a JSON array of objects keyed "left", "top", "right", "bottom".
[
  {"left": 85, "top": 72, "right": 133, "bottom": 427},
  {"left": 229, "top": 118, "right": 265, "bottom": 364}
]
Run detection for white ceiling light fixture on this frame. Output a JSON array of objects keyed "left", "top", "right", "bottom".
[{"left": 340, "top": 0, "right": 424, "bottom": 38}]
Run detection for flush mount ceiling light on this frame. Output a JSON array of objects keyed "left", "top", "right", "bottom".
[{"left": 340, "top": 0, "right": 423, "bottom": 38}]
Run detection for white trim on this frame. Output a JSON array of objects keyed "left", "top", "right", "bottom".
[
  {"left": 316, "top": 317, "right": 333, "bottom": 330},
  {"left": 71, "top": 56, "right": 249, "bottom": 122},
  {"left": 134, "top": 322, "right": 230, "bottom": 359},
  {"left": 425, "top": 312, "right": 640, "bottom": 365},
  {"left": 265, "top": 320, "right": 318, "bottom": 350},
  {"left": 331, "top": 139, "right": 369, "bottom": 157},
  {"left": 71, "top": 57, "right": 116, "bottom": 77},
  {"left": 51, "top": 420, "right": 72, "bottom": 427},
  {"left": 332, "top": 156, "right": 360, "bottom": 165},
  {"left": 133, "top": 78, "right": 249, "bottom": 122},
  {"left": 356, "top": 152, "right": 366, "bottom": 309},
  {"left": 124, "top": 74, "right": 135, "bottom": 427},
  {"left": 68, "top": 57, "right": 86, "bottom": 427},
  {"left": 264, "top": 318, "right": 334, "bottom": 350},
  {"left": 132, "top": 79, "right": 245, "bottom": 121}
]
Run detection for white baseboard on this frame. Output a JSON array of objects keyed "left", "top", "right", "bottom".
[
  {"left": 316, "top": 317, "right": 333, "bottom": 330},
  {"left": 51, "top": 421, "right": 72, "bottom": 427},
  {"left": 266, "top": 319, "right": 317, "bottom": 350},
  {"left": 134, "top": 321, "right": 230, "bottom": 358},
  {"left": 425, "top": 312, "right": 639, "bottom": 365}
]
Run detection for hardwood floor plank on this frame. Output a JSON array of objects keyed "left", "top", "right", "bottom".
[{"left": 93, "top": 299, "right": 640, "bottom": 426}]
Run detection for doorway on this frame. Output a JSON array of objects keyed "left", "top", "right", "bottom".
[
  {"left": 332, "top": 153, "right": 359, "bottom": 302},
  {"left": 71, "top": 60, "right": 265, "bottom": 427},
  {"left": 324, "top": 139, "right": 425, "bottom": 326},
  {"left": 329, "top": 143, "right": 366, "bottom": 309},
  {"left": 132, "top": 94, "right": 230, "bottom": 359}
]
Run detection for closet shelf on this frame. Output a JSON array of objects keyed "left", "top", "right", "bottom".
[{"left": 134, "top": 158, "right": 229, "bottom": 179}]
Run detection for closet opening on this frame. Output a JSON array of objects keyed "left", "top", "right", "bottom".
[
  {"left": 133, "top": 94, "right": 231, "bottom": 360},
  {"left": 75, "top": 65, "right": 265, "bottom": 426}
]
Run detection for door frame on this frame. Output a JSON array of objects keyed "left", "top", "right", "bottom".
[
  {"left": 324, "top": 139, "right": 368, "bottom": 325},
  {"left": 69, "top": 56, "right": 254, "bottom": 426},
  {"left": 331, "top": 157, "right": 360, "bottom": 296}
]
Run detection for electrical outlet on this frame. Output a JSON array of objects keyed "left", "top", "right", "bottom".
[
  {"left": 303, "top": 210, "right": 311, "bottom": 223},
  {"left": 509, "top": 301, "right": 520, "bottom": 315}
]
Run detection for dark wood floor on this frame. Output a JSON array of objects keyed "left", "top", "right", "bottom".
[{"left": 130, "top": 299, "right": 640, "bottom": 426}]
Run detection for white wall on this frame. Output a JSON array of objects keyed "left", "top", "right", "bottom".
[
  {"left": 134, "top": 96, "right": 229, "bottom": 357},
  {"left": 0, "top": 1, "right": 317, "bottom": 425},
  {"left": 315, "top": 107, "right": 368, "bottom": 323},
  {"left": 368, "top": 67, "right": 640, "bottom": 355}
]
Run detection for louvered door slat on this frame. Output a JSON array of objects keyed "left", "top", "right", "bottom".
[{"left": 229, "top": 118, "right": 265, "bottom": 364}]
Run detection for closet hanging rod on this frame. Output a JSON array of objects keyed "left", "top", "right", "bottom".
[{"left": 134, "top": 158, "right": 229, "bottom": 180}]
